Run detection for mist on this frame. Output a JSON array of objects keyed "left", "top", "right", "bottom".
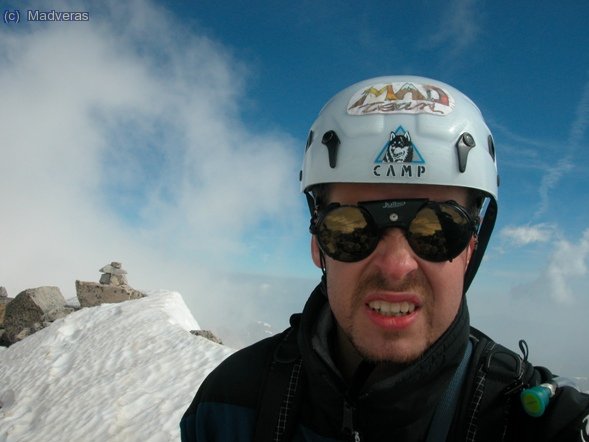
[{"left": 0, "top": 0, "right": 312, "bottom": 347}]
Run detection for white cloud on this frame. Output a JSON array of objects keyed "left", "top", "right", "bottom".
[
  {"left": 505, "top": 228, "right": 589, "bottom": 304},
  {"left": 0, "top": 0, "right": 310, "bottom": 345},
  {"left": 535, "top": 77, "right": 589, "bottom": 217},
  {"left": 500, "top": 224, "right": 554, "bottom": 246},
  {"left": 473, "top": 228, "right": 589, "bottom": 375},
  {"left": 545, "top": 229, "right": 589, "bottom": 303},
  {"left": 419, "top": 0, "right": 482, "bottom": 58}
]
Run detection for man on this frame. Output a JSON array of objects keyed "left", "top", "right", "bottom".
[{"left": 181, "top": 76, "right": 589, "bottom": 441}]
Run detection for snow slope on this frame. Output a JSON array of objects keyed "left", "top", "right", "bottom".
[{"left": 0, "top": 291, "right": 234, "bottom": 442}]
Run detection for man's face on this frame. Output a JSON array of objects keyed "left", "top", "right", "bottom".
[{"left": 311, "top": 183, "right": 475, "bottom": 364}]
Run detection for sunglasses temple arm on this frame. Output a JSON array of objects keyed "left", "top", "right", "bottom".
[
  {"left": 305, "top": 191, "right": 318, "bottom": 233},
  {"left": 305, "top": 190, "right": 327, "bottom": 279}
]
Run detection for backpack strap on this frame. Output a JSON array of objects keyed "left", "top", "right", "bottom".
[
  {"left": 426, "top": 339, "right": 473, "bottom": 442},
  {"left": 463, "top": 329, "right": 535, "bottom": 442},
  {"left": 253, "top": 314, "right": 304, "bottom": 442}
]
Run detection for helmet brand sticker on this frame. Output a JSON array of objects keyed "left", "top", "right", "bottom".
[
  {"left": 348, "top": 82, "right": 454, "bottom": 115},
  {"left": 373, "top": 127, "right": 426, "bottom": 178},
  {"left": 375, "top": 127, "right": 425, "bottom": 164}
]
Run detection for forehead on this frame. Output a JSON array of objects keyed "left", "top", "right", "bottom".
[{"left": 328, "top": 183, "right": 470, "bottom": 205}]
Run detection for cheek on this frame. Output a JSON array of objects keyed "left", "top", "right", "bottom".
[
  {"left": 324, "top": 261, "right": 363, "bottom": 313},
  {"left": 439, "top": 263, "right": 465, "bottom": 294},
  {"left": 325, "top": 267, "right": 343, "bottom": 317},
  {"left": 422, "top": 256, "right": 467, "bottom": 311}
]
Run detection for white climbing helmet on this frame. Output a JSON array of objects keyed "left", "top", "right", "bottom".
[
  {"left": 300, "top": 75, "right": 499, "bottom": 292},
  {"left": 300, "top": 75, "right": 498, "bottom": 200}
]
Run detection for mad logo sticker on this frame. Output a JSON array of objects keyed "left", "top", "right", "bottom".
[
  {"left": 348, "top": 82, "right": 454, "bottom": 116},
  {"left": 375, "top": 127, "right": 425, "bottom": 164}
]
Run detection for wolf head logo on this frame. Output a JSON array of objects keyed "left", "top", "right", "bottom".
[{"left": 384, "top": 129, "right": 414, "bottom": 163}]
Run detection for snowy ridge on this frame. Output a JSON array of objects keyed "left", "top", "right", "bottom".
[{"left": 0, "top": 291, "right": 234, "bottom": 442}]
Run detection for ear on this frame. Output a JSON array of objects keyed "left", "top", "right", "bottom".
[{"left": 311, "top": 236, "right": 323, "bottom": 268}]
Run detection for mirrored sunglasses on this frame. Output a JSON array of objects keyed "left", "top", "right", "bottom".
[{"left": 311, "top": 199, "right": 476, "bottom": 263}]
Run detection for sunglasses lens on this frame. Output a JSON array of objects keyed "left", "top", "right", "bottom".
[
  {"left": 317, "top": 206, "right": 378, "bottom": 262},
  {"left": 315, "top": 201, "right": 473, "bottom": 263},
  {"left": 407, "top": 204, "right": 472, "bottom": 261}
]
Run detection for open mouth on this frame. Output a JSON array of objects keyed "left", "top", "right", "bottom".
[{"left": 367, "top": 300, "right": 417, "bottom": 317}]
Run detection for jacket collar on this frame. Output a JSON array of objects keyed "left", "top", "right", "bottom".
[{"left": 297, "top": 281, "right": 471, "bottom": 437}]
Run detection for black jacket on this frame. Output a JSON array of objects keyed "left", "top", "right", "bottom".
[{"left": 181, "top": 283, "right": 589, "bottom": 441}]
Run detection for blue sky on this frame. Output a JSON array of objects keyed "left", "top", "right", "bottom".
[{"left": 1, "top": 0, "right": 588, "bottom": 376}]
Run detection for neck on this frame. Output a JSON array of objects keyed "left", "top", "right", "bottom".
[
  {"left": 334, "top": 324, "right": 408, "bottom": 384},
  {"left": 334, "top": 325, "right": 362, "bottom": 382}
]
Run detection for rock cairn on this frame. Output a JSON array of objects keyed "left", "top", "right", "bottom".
[
  {"left": 76, "top": 261, "right": 144, "bottom": 308},
  {"left": 99, "top": 261, "right": 128, "bottom": 286}
]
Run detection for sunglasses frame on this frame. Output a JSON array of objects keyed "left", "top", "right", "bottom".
[{"left": 310, "top": 198, "right": 477, "bottom": 263}]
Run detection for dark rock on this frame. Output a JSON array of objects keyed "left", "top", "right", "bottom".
[
  {"left": 3, "top": 286, "right": 68, "bottom": 345},
  {"left": 190, "top": 330, "right": 223, "bottom": 345}
]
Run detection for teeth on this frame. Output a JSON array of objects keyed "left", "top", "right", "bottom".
[{"left": 368, "top": 300, "right": 416, "bottom": 317}]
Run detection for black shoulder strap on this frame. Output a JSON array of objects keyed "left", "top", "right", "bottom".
[
  {"left": 426, "top": 339, "right": 473, "bottom": 442},
  {"left": 253, "top": 314, "right": 304, "bottom": 442}
]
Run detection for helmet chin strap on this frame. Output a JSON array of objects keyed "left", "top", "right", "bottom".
[
  {"left": 319, "top": 250, "right": 327, "bottom": 276},
  {"left": 319, "top": 251, "right": 327, "bottom": 273},
  {"left": 463, "top": 198, "right": 497, "bottom": 295},
  {"left": 308, "top": 190, "right": 329, "bottom": 286},
  {"left": 319, "top": 252, "right": 328, "bottom": 295}
]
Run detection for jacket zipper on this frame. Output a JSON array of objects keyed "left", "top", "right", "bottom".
[
  {"left": 342, "top": 399, "right": 361, "bottom": 441},
  {"left": 341, "top": 360, "right": 375, "bottom": 441}
]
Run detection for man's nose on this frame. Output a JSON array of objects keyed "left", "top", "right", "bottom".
[{"left": 370, "top": 228, "right": 419, "bottom": 279}]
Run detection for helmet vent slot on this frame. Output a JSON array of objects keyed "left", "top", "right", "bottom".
[
  {"left": 305, "top": 130, "right": 314, "bottom": 152},
  {"left": 322, "top": 130, "right": 340, "bottom": 169},
  {"left": 456, "top": 132, "right": 476, "bottom": 173},
  {"left": 487, "top": 135, "right": 496, "bottom": 160}
]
